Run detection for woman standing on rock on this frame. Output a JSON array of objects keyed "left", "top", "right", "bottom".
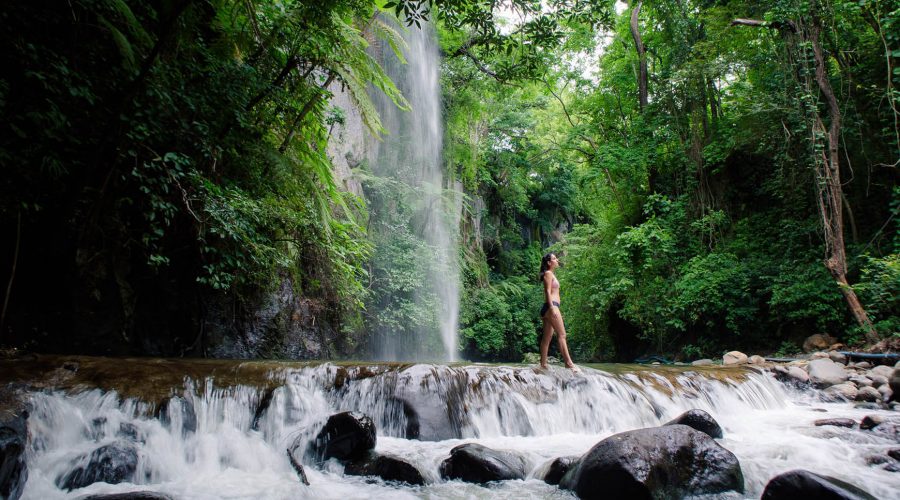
[{"left": 539, "top": 253, "right": 578, "bottom": 371}]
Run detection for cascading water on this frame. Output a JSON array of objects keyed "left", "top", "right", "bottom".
[
  {"left": 14, "top": 360, "right": 900, "bottom": 499},
  {"left": 365, "top": 17, "right": 460, "bottom": 362}
]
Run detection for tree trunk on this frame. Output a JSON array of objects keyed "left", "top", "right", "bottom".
[
  {"left": 808, "top": 18, "right": 879, "bottom": 343},
  {"left": 630, "top": 1, "right": 648, "bottom": 112}
]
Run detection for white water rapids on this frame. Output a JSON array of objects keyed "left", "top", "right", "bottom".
[{"left": 19, "top": 364, "right": 900, "bottom": 499}]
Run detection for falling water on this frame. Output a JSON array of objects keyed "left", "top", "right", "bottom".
[
  {"left": 366, "top": 18, "right": 459, "bottom": 361},
  {"left": 14, "top": 360, "right": 900, "bottom": 499}
]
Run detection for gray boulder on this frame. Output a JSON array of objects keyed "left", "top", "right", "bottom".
[
  {"left": 439, "top": 443, "right": 526, "bottom": 483},
  {"left": 856, "top": 386, "right": 881, "bottom": 403},
  {"left": 823, "top": 383, "right": 858, "bottom": 402},
  {"left": 828, "top": 351, "right": 848, "bottom": 364},
  {"left": 749, "top": 355, "right": 767, "bottom": 365},
  {"left": 691, "top": 359, "right": 714, "bottom": 366},
  {"left": 344, "top": 452, "right": 426, "bottom": 485},
  {"left": 761, "top": 469, "right": 876, "bottom": 499},
  {"left": 808, "top": 359, "right": 849, "bottom": 388},
  {"left": 559, "top": 425, "right": 743, "bottom": 499},
  {"left": 57, "top": 441, "right": 138, "bottom": 491},
  {"left": 849, "top": 376, "right": 873, "bottom": 387},
  {"left": 723, "top": 351, "right": 748, "bottom": 365},
  {"left": 869, "top": 365, "right": 895, "bottom": 380},
  {"left": 310, "top": 411, "right": 376, "bottom": 462},
  {"left": 538, "top": 456, "right": 579, "bottom": 486},
  {"left": 664, "top": 409, "right": 724, "bottom": 438}
]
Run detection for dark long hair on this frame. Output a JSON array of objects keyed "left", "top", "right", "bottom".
[{"left": 539, "top": 253, "right": 554, "bottom": 282}]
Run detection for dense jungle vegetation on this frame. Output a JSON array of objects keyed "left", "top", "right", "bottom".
[{"left": 0, "top": 0, "right": 897, "bottom": 361}]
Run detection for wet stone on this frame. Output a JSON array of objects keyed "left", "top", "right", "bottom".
[
  {"left": 80, "top": 493, "right": 174, "bottom": 500},
  {"left": 761, "top": 469, "right": 877, "bottom": 500},
  {"left": 439, "top": 443, "right": 526, "bottom": 484},
  {"left": 57, "top": 441, "right": 138, "bottom": 491},
  {"left": 664, "top": 409, "right": 724, "bottom": 438},
  {"left": 311, "top": 411, "right": 376, "bottom": 462},
  {"left": 538, "top": 456, "right": 579, "bottom": 486},
  {"left": 814, "top": 418, "right": 856, "bottom": 428},
  {"left": 344, "top": 452, "right": 426, "bottom": 485}
]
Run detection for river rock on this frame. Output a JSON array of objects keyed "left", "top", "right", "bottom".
[
  {"left": 538, "top": 456, "right": 579, "bottom": 486},
  {"left": 889, "top": 448, "right": 900, "bottom": 461},
  {"left": 890, "top": 369, "right": 900, "bottom": 401},
  {"left": 559, "top": 425, "right": 743, "bottom": 499},
  {"left": 814, "top": 418, "right": 856, "bottom": 428},
  {"left": 856, "top": 386, "right": 881, "bottom": 403},
  {"left": 310, "top": 411, "right": 376, "bottom": 462},
  {"left": 691, "top": 359, "right": 714, "bottom": 366},
  {"left": 80, "top": 493, "right": 174, "bottom": 500},
  {"left": 860, "top": 415, "right": 884, "bottom": 430},
  {"left": 878, "top": 384, "right": 892, "bottom": 402},
  {"left": 808, "top": 358, "right": 849, "bottom": 388},
  {"left": 849, "top": 376, "right": 873, "bottom": 387},
  {"left": 869, "top": 375, "right": 888, "bottom": 388},
  {"left": 344, "top": 452, "right": 426, "bottom": 485},
  {"left": 786, "top": 366, "right": 810, "bottom": 384},
  {"left": 723, "top": 351, "right": 748, "bottom": 365},
  {"left": 0, "top": 389, "right": 29, "bottom": 500},
  {"left": 869, "top": 365, "right": 895, "bottom": 380},
  {"left": 829, "top": 351, "right": 848, "bottom": 364},
  {"left": 803, "top": 334, "right": 837, "bottom": 353},
  {"left": 760, "top": 469, "right": 876, "bottom": 499},
  {"left": 855, "top": 361, "right": 872, "bottom": 369},
  {"left": 810, "top": 351, "right": 830, "bottom": 360},
  {"left": 823, "top": 383, "right": 858, "bottom": 402},
  {"left": 57, "top": 441, "right": 138, "bottom": 491},
  {"left": 664, "top": 409, "right": 723, "bottom": 438},
  {"left": 749, "top": 355, "right": 766, "bottom": 365},
  {"left": 439, "top": 443, "right": 526, "bottom": 483}
]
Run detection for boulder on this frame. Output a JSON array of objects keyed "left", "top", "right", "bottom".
[
  {"left": 849, "top": 376, "right": 873, "bottom": 388},
  {"left": 761, "top": 469, "right": 876, "bottom": 500},
  {"left": 439, "top": 443, "right": 526, "bottom": 483},
  {"left": 888, "top": 448, "right": 900, "bottom": 461},
  {"left": 808, "top": 359, "right": 849, "bottom": 388},
  {"left": 810, "top": 352, "right": 830, "bottom": 360},
  {"left": 860, "top": 415, "right": 884, "bottom": 430},
  {"left": 855, "top": 362, "right": 872, "bottom": 369},
  {"left": 691, "top": 359, "right": 714, "bottom": 366},
  {"left": 559, "top": 425, "right": 743, "bottom": 499},
  {"left": 869, "top": 375, "right": 889, "bottom": 388},
  {"left": 310, "top": 411, "right": 376, "bottom": 462},
  {"left": 784, "top": 367, "right": 810, "bottom": 384},
  {"left": 344, "top": 452, "right": 426, "bottom": 485},
  {"left": 856, "top": 387, "right": 881, "bottom": 403},
  {"left": 823, "top": 383, "right": 858, "bottom": 402},
  {"left": 869, "top": 365, "right": 895, "bottom": 380},
  {"left": 723, "top": 351, "right": 748, "bottom": 366},
  {"left": 803, "top": 334, "right": 837, "bottom": 353},
  {"left": 664, "top": 409, "right": 724, "bottom": 439},
  {"left": 814, "top": 418, "right": 856, "bottom": 428},
  {"left": 890, "top": 369, "right": 900, "bottom": 401},
  {"left": 538, "top": 456, "right": 579, "bottom": 486},
  {"left": 57, "top": 441, "right": 138, "bottom": 491},
  {"left": 828, "top": 351, "right": 847, "bottom": 364},
  {"left": 80, "top": 493, "right": 174, "bottom": 500},
  {"left": 0, "top": 390, "right": 29, "bottom": 500},
  {"left": 878, "top": 385, "right": 892, "bottom": 402},
  {"left": 749, "top": 355, "right": 766, "bottom": 365}
]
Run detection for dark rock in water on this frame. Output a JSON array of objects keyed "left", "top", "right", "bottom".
[
  {"left": 888, "top": 448, "right": 900, "bottom": 461},
  {"left": 251, "top": 388, "right": 275, "bottom": 431},
  {"left": 311, "top": 411, "right": 376, "bottom": 461},
  {"left": 156, "top": 396, "right": 197, "bottom": 435},
  {"left": 80, "top": 493, "right": 174, "bottom": 500},
  {"left": 0, "top": 389, "right": 29, "bottom": 500},
  {"left": 559, "top": 425, "right": 743, "bottom": 499},
  {"left": 344, "top": 452, "right": 426, "bottom": 485},
  {"left": 439, "top": 443, "right": 526, "bottom": 484},
  {"left": 286, "top": 447, "right": 310, "bottom": 486},
  {"left": 664, "top": 409, "right": 724, "bottom": 438},
  {"left": 761, "top": 469, "right": 877, "bottom": 499},
  {"left": 890, "top": 368, "right": 900, "bottom": 402},
  {"left": 385, "top": 397, "right": 419, "bottom": 440},
  {"left": 539, "top": 456, "right": 578, "bottom": 486},
  {"left": 860, "top": 415, "right": 883, "bottom": 430},
  {"left": 884, "top": 462, "right": 900, "bottom": 473},
  {"left": 58, "top": 441, "right": 139, "bottom": 491},
  {"left": 814, "top": 418, "right": 857, "bottom": 428},
  {"left": 117, "top": 422, "right": 142, "bottom": 442}
]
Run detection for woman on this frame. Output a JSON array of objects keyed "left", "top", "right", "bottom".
[{"left": 538, "top": 253, "right": 578, "bottom": 371}]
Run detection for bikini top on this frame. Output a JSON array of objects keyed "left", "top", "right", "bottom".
[{"left": 548, "top": 273, "right": 560, "bottom": 290}]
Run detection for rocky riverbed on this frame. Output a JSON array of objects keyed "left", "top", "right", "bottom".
[{"left": 0, "top": 355, "right": 898, "bottom": 499}]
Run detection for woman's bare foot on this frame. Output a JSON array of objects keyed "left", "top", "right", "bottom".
[
  {"left": 566, "top": 364, "right": 581, "bottom": 372},
  {"left": 539, "top": 363, "right": 549, "bottom": 370}
]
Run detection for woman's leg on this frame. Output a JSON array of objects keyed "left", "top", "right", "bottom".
[
  {"left": 539, "top": 317, "right": 554, "bottom": 368},
  {"left": 548, "top": 310, "right": 576, "bottom": 368}
]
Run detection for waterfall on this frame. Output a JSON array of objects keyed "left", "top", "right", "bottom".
[
  {"left": 365, "top": 17, "right": 459, "bottom": 362},
  {"left": 17, "top": 362, "right": 900, "bottom": 499}
]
